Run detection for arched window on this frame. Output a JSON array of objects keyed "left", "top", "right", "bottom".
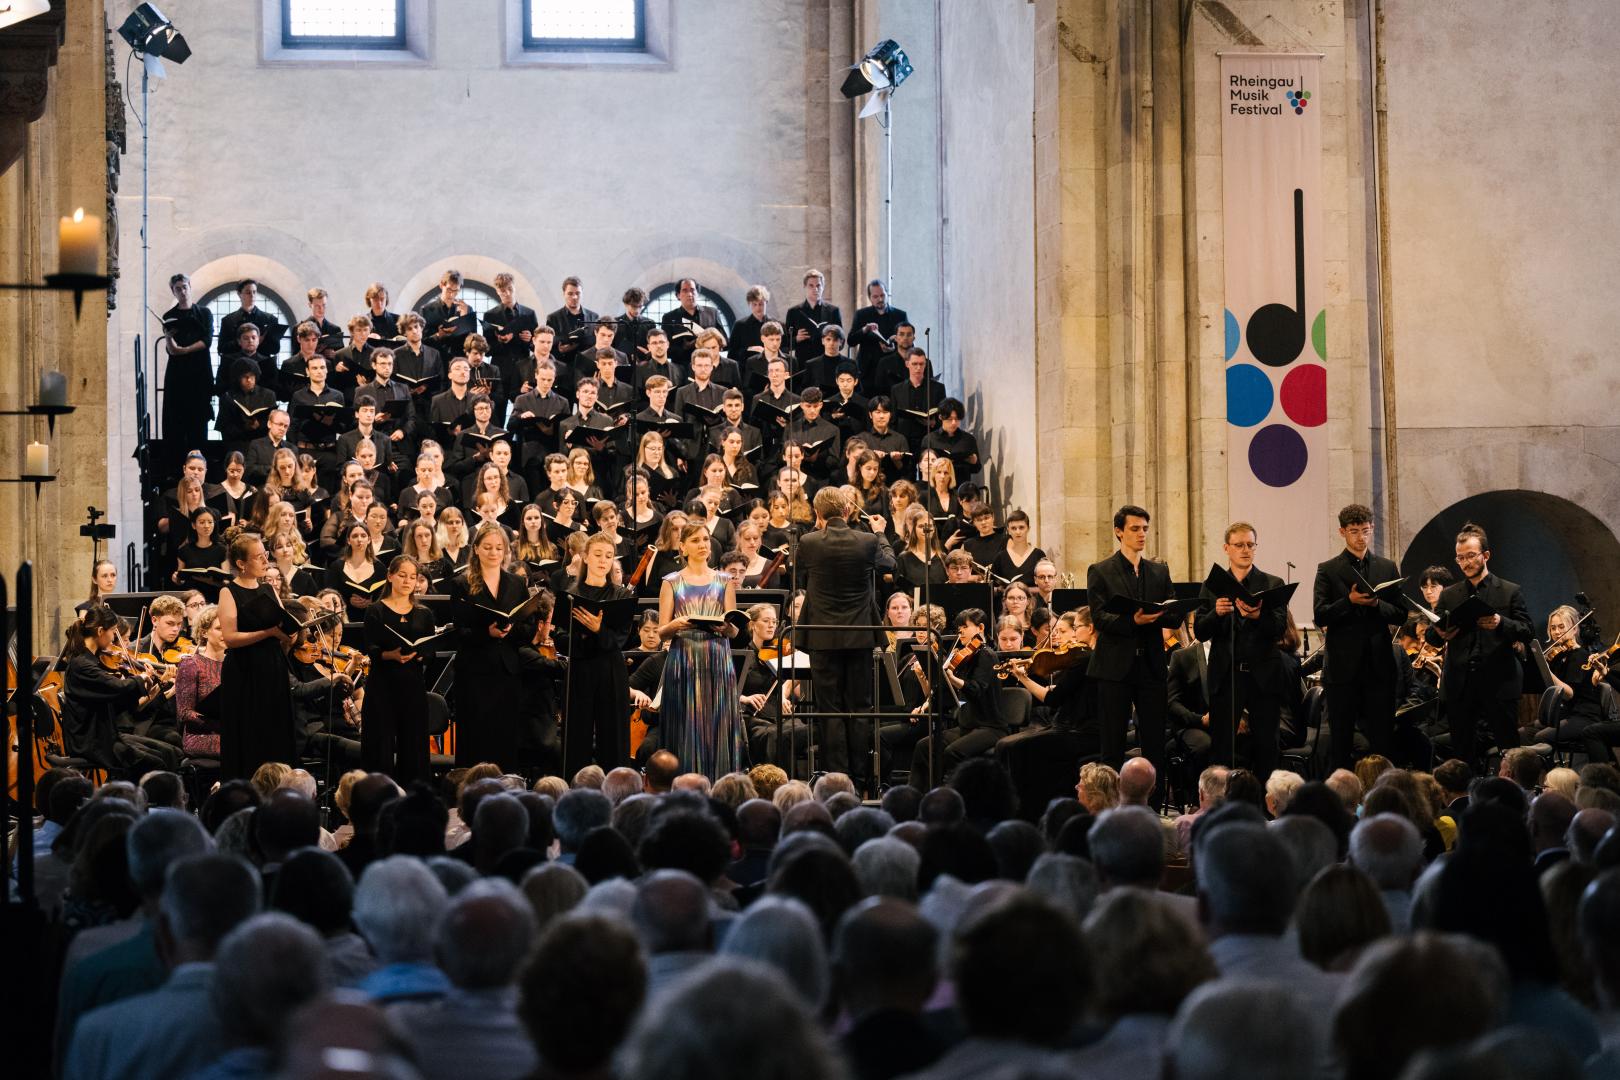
[
  {"left": 643, "top": 281, "right": 735, "bottom": 336},
  {"left": 413, "top": 279, "right": 500, "bottom": 322},
  {"left": 198, "top": 282, "right": 296, "bottom": 438}
]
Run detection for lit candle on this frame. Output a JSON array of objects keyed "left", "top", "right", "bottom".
[
  {"left": 58, "top": 208, "right": 101, "bottom": 276},
  {"left": 38, "top": 371, "right": 67, "bottom": 408},
  {"left": 24, "top": 442, "right": 49, "bottom": 477}
]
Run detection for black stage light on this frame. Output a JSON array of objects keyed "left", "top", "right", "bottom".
[
  {"left": 117, "top": 3, "right": 190, "bottom": 63},
  {"left": 840, "top": 39, "right": 912, "bottom": 100}
]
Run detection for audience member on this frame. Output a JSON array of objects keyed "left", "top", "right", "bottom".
[
  {"left": 353, "top": 855, "right": 452, "bottom": 1004},
  {"left": 833, "top": 898, "right": 946, "bottom": 1080},
  {"left": 518, "top": 914, "right": 647, "bottom": 1080}
]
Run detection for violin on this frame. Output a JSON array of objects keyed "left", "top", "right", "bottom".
[
  {"left": 996, "top": 641, "right": 1092, "bottom": 679},
  {"left": 1583, "top": 635, "right": 1620, "bottom": 672},
  {"left": 160, "top": 636, "right": 197, "bottom": 665},
  {"left": 946, "top": 631, "right": 984, "bottom": 674},
  {"left": 1545, "top": 639, "right": 1577, "bottom": 662},
  {"left": 758, "top": 639, "right": 796, "bottom": 663}
]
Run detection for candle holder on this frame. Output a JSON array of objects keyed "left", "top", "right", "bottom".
[
  {"left": 0, "top": 405, "right": 76, "bottom": 436},
  {"left": 1, "top": 475, "right": 55, "bottom": 499},
  {"left": 1, "top": 272, "right": 112, "bottom": 319}
]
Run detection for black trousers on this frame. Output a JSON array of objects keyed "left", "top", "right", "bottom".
[
  {"left": 995, "top": 727, "right": 1097, "bottom": 820},
  {"left": 1097, "top": 671, "right": 1168, "bottom": 776},
  {"left": 911, "top": 723, "right": 1005, "bottom": 781},
  {"left": 565, "top": 653, "right": 628, "bottom": 776},
  {"left": 1327, "top": 662, "right": 1396, "bottom": 769},
  {"left": 1210, "top": 672, "right": 1283, "bottom": 781},
  {"left": 809, "top": 647, "right": 876, "bottom": 786},
  {"left": 361, "top": 665, "right": 430, "bottom": 787},
  {"left": 1447, "top": 684, "right": 1519, "bottom": 767}
]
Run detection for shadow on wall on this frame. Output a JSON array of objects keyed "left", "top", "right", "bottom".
[
  {"left": 1399, "top": 490, "right": 1620, "bottom": 630},
  {"left": 965, "top": 387, "right": 1014, "bottom": 511}
]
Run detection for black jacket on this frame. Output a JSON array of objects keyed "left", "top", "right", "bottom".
[
  {"left": 797, "top": 518, "right": 896, "bottom": 652},
  {"left": 1086, "top": 551, "right": 1175, "bottom": 682},
  {"left": 1313, "top": 549, "right": 1406, "bottom": 683},
  {"left": 1195, "top": 565, "right": 1290, "bottom": 696},
  {"left": 1427, "top": 572, "right": 1534, "bottom": 702}
]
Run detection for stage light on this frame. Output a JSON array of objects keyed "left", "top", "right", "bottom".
[
  {"left": 117, "top": 3, "right": 190, "bottom": 64},
  {"left": 0, "top": 1, "right": 51, "bottom": 32},
  {"left": 840, "top": 39, "right": 912, "bottom": 100}
]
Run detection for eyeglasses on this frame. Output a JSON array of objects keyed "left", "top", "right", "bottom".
[
  {"left": 1456, "top": 552, "right": 1485, "bottom": 563},
  {"left": 1227, "top": 541, "right": 1257, "bottom": 550}
]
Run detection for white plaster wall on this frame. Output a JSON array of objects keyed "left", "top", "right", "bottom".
[
  {"left": 938, "top": 0, "right": 1038, "bottom": 516},
  {"left": 109, "top": 0, "right": 829, "bottom": 548},
  {"left": 1381, "top": 0, "right": 1620, "bottom": 555}
]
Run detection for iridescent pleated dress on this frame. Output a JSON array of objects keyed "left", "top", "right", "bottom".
[{"left": 660, "top": 571, "right": 746, "bottom": 777}]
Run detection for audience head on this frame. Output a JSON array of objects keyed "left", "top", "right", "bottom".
[
  {"left": 1168, "top": 981, "right": 1320, "bottom": 1080},
  {"left": 719, "top": 896, "right": 830, "bottom": 1010},
  {"left": 917, "top": 785, "right": 965, "bottom": 826},
  {"left": 1076, "top": 761, "right": 1120, "bottom": 814},
  {"left": 835, "top": 807, "right": 895, "bottom": 857},
  {"left": 1296, "top": 863, "right": 1392, "bottom": 970},
  {"left": 880, "top": 784, "right": 922, "bottom": 823},
  {"left": 850, "top": 837, "right": 920, "bottom": 901},
  {"left": 160, "top": 853, "right": 263, "bottom": 963},
  {"left": 1349, "top": 813, "right": 1424, "bottom": 891},
  {"left": 601, "top": 766, "right": 643, "bottom": 806},
  {"left": 1118, "top": 757, "right": 1157, "bottom": 806},
  {"left": 767, "top": 842, "right": 863, "bottom": 940},
  {"left": 126, "top": 808, "right": 213, "bottom": 904},
  {"left": 1089, "top": 805, "right": 1166, "bottom": 888},
  {"left": 1268, "top": 814, "right": 1339, "bottom": 886},
  {"left": 986, "top": 819, "right": 1044, "bottom": 882},
  {"left": 519, "top": 915, "right": 647, "bottom": 1077},
  {"left": 947, "top": 758, "right": 1018, "bottom": 827},
  {"left": 519, "top": 862, "right": 588, "bottom": 932},
  {"left": 352, "top": 855, "right": 450, "bottom": 964},
  {"left": 1280, "top": 779, "right": 1357, "bottom": 857},
  {"left": 736, "top": 798, "right": 782, "bottom": 851},
  {"left": 254, "top": 789, "right": 321, "bottom": 865},
  {"left": 1025, "top": 852, "right": 1101, "bottom": 921},
  {"left": 1326, "top": 767, "right": 1366, "bottom": 813},
  {"left": 1264, "top": 769, "right": 1305, "bottom": 816},
  {"left": 638, "top": 808, "right": 732, "bottom": 886},
  {"left": 1195, "top": 823, "right": 1297, "bottom": 937},
  {"left": 952, "top": 891, "right": 1090, "bottom": 1045},
  {"left": 632, "top": 869, "right": 713, "bottom": 955},
  {"left": 574, "top": 825, "right": 641, "bottom": 885},
  {"left": 644, "top": 750, "right": 680, "bottom": 793},
  {"left": 1083, "top": 887, "right": 1215, "bottom": 1019},
  {"left": 832, "top": 897, "right": 939, "bottom": 1019},
  {"left": 270, "top": 848, "right": 355, "bottom": 936},
  {"left": 554, "top": 788, "right": 613, "bottom": 853},
  {"left": 211, "top": 913, "right": 330, "bottom": 1050},
  {"left": 435, "top": 877, "right": 537, "bottom": 989},
  {"left": 1569, "top": 808, "right": 1615, "bottom": 865}
]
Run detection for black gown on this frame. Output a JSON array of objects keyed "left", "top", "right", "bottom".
[
  {"left": 361, "top": 600, "right": 437, "bottom": 785},
  {"left": 563, "top": 579, "right": 634, "bottom": 776},
  {"left": 448, "top": 570, "right": 531, "bottom": 769},
  {"left": 220, "top": 580, "right": 297, "bottom": 780}
]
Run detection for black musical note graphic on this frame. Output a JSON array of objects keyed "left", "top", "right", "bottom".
[{"left": 1246, "top": 188, "right": 1306, "bottom": 367}]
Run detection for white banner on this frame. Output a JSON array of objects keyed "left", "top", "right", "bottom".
[{"left": 1221, "top": 52, "right": 1328, "bottom": 622}]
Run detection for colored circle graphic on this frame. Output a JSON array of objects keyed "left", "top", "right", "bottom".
[
  {"left": 1248, "top": 424, "right": 1308, "bottom": 488},
  {"left": 1226, "top": 363, "right": 1273, "bottom": 428},
  {"left": 1224, "top": 309, "right": 1240, "bottom": 361},
  {"left": 1280, "top": 364, "right": 1327, "bottom": 427},
  {"left": 1311, "top": 309, "right": 1327, "bottom": 360}
]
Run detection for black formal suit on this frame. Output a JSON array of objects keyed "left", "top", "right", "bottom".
[
  {"left": 787, "top": 300, "right": 843, "bottom": 365},
  {"left": 1087, "top": 550, "right": 1175, "bottom": 775},
  {"left": 1196, "top": 565, "right": 1289, "bottom": 779},
  {"left": 1168, "top": 642, "right": 1212, "bottom": 765},
  {"left": 660, "top": 304, "right": 720, "bottom": 368},
  {"left": 1313, "top": 548, "right": 1407, "bottom": 767},
  {"left": 848, "top": 303, "right": 909, "bottom": 396},
  {"left": 1426, "top": 571, "right": 1533, "bottom": 764},
  {"left": 546, "top": 305, "right": 599, "bottom": 367},
  {"left": 244, "top": 434, "right": 291, "bottom": 487},
  {"left": 798, "top": 516, "right": 896, "bottom": 787}
]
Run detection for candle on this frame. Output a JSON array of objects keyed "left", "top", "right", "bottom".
[
  {"left": 24, "top": 442, "right": 49, "bottom": 477},
  {"left": 58, "top": 208, "right": 101, "bottom": 276},
  {"left": 38, "top": 371, "right": 67, "bottom": 408}
]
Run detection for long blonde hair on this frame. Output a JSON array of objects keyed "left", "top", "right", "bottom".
[{"left": 464, "top": 520, "right": 510, "bottom": 595}]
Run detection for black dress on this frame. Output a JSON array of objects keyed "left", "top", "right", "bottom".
[
  {"left": 563, "top": 580, "right": 634, "bottom": 776},
  {"left": 448, "top": 570, "right": 531, "bottom": 769},
  {"left": 361, "top": 600, "right": 437, "bottom": 785},
  {"left": 220, "top": 580, "right": 296, "bottom": 779}
]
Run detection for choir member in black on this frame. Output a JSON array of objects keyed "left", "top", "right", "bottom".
[
  {"left": 175, "top": 506, "right": 227, "bottom": 589},
  {"left": 160, "top": 272, "right": 216, "bottom": 452},
  {"left": 208, "top": 452, "right": 256, "bottom": 531},
  {"left": 483, "top": 272, "right": 538, "bottom": 393},
  {"left": 752, "top": 358, "right": 800, "bottom": 457},
  {"left": 268, "top": 530, "right": 320, "bottom": 597},
  {"left": 241, "top": 408, "right": 290, "bottom": 488},
  {"left": 158, "top": 452, "right": 217, "bottom": 543},
  {"left": 897, "top": 509, "right": 945, "bottom": 591},
  {"left": 960, "top": 503, "right": 1006, "bottom": 570},
  {"left": 363, "top": 281, "right": 400, "bottom": 346},
  {"left": 743, "top": 320, "right": 792, "bottom": 394},
  {"left": 332, "top": 315, "right": 374, "bottom": 395},
  {"left": 802, "top": 326, "right": 850, "bottom": 394},
  {"left": 870, "top": 322, "right": 918, "bottom": 395},
  {"left": 709, "top": 387, "right": 763, "bottom": 458},
  {"left": 216, "top": 358, "right": 278, "bottom": 458},
  {"left": 512, "top": 360, "right": 569, "bottom": 492},
  {"left": 282, "top": 320, "right": 325, "bottom": 389},
  {"left": 612, "top": 286, "right": 656, "bottom": 362},
  {"left": 361, "top": 556, "right": 437, "bottom": 785},
  {"left": 60, "top": 606, "right": 176, "bottom": 779},
  {"left": 430, "top": 357, "right": 480, "bottom": 439},
  {"left": 921, "top": 398, "right": 982, "bottom": 479},
  {"left": 289, "top": 356, "right": 347, "bottom": 480},
  {"left": 1312, "top": 503, "right": 1408, "bottom": 768},
  {"left": 446, "top": 394, "right": 506, "bottom": 488},
  {"left": 1426, "top": 522, "right": 1534, "bottom": 766},
  {"left": 630, "top": 430, "right": 684, "bottom": 514},
  {"left": 576, "top": 319, "right": 628, "bottom": 385},
  {"left": 825, "top": 362, "right": 871, "bottom": 443},
  {"left": 727, "top": 285, "right": 771, "bottom": 371},
  {"left": 861, "top": 397, "right": 912, "bottom": 481},
  {"left": 337, "top": 395, "right": 398, "bottom": 480},
  {"left": 217, "top": 279, "right": 282, "bottom": 381},
  {"left": 786, "top": 269, "right": 843, "bottom": 366},
  {"left": 633, "top": 328, "right": 688, "bottom": 405},
  {"left": 991, "top": 509, "right": 1046, "bottom": 586},
  {"left": 562, "top": 378, "right": 622, "bottom": 497},
  {"left": 998, "top": 609, "right": 1100, "bottom": 809},
  {"left": 564, "top": 533, "right": 634, "bottom": 774},
  {"left": 464, "top": 335, "right": 507, "bottom": 421},
  {"left": 393, "top": 312, "right": 444, "bottom": 423},
  {"left": 889, "top": 350, "right": 948, "bottom": 449},
  {"left": 449, "top": 522, "right": 533, "bottom": 769},
  {"left": 675, "top": 348, "right": 728, "bottom": 445},
  {"left": 216, "top": 533, "right": 298, "bottom": 780},
  {"left": 716, "top": 429, "right": 760, "bottom": 496},
  {"left": 922, "top": 457, "right": 965, "bottom": 547},
  {"left": 546, "top": 275, "right": 599, "bottom": 369},
  {"left": 593, "top": 347, "right": 635, "bottom": 416},
  {"left": 660, "top": 278, "right": 721, "bottom": 369},
  {"left": 849, "top": 279, "right": 910, "bottom": 397},
  {"left": 1086, "top": 505, "right": 1177, "bottom": 778},
  {"left": 909, "top": 608, "right": 1005, "bottom": 780},
  {"left": 785, "top": 388, "right": 842, "bottom": 482},
  {"left": 636, "top": 377, "right": 694, "bottom": 476},
  {"left": 420, "top": 269, "right": 476, "bottom": 362},
  {"left": 303, "top": 288, "right": 345, "bottom": 360},
  {"left": 325, "top": 523, "right": 388, "bottom": 615},
  {"left": 359, "top": 349, "right": 416, "bottom": 450},
  {"left": 1193, "top": 523, "right": 1290, "bottom": 781}
]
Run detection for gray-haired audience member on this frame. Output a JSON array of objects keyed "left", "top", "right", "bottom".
[
  {"left": 1025, "top": 853, "right": 1101, "bottom": 921},
  {"left": 392, "top": 878, "right": 539, "bottom": 1080},
  {"left": 554, "top": 788, "right": 614, "bottom": 863},
  {"left": 851, "top": 836, "right": 921, "bottom": 901},
  {"left": 521, "top": 861, "right": 589, "bottom": 930},
  {"left": 64, "top": 853, "right": 261, "bottom": 1080},
  {"left": 1349, "top": 813, "right": 1423, "bottom": 933},
  {"left": 612, "top": 792, "right": 658, "bottom": 850},
  {"left": 1166, "top": 981, "right": 1319, "bottom": 1080},
  {"left": 633, "top": 869, "right": 715, "bottom": 996},
  {"left": 619, "top": 959, "right": 843, "bottom": 1080},
  {"left": 833, "top": 897, "right": 946, "bottom": 1080},
  {"left": 719, "top": 896, "right": 829, "bottom": 1010},
  {"left": 426, "top": 854, "right": 479, "bottom": 895},
  {"left": 836, "top": 806, "right": 896, "bottom": 856},
  {"left": 352, "top": 855, "right": 452, "bottom": 1003},
  {"left": 602, "top": 766, "right": 644, "bottom": 806},
  {"left": 202, "top": 913, "right": 331, "bottom": 1077},
  {"left": 1268, "top": 814, "right": 1339, "bottom": 889},
  {"left": 519, "top": 915, "right": 647, "bottom": 1079},
  {"left": 1071, "top": 888, "right": 1216, "bottom": 1075},
  {"left": 469, "top": 792, "right": 532, "bottom": 875},
  {"left": 1332, "top": 932, "right": 1509, "bottom": 1080}
]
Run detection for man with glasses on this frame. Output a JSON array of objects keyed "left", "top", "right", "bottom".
[
  {"left": 1195, "top": 523, "right": 1289, "bottom": 780},
  {"left": 1426, "top": 522, "right": 1533, "bottom": 767},
  {"left": 1313, "top": 503, "right": 1408, "bottom": 768}
]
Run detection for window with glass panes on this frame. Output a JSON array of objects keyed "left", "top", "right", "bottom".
[
  {"left": 282, "top": 0, "right": 405, "bottom": 48},
  {"left": 523, "top": 0, "right": 643, "bottom": 50}
]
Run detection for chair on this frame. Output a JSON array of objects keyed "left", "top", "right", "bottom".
[
  {"left": 998, "top": 687, "right": 1033, "bottom": 731},
  {"left": 1538, "top": 684, "right": 1585, "bottom": 767},
  {"left": 31, "top": 694, "right": 102, "bottom": 783},
  {"left": 1280, "top": 686, "right": 1327, "bottom": 779},
  {"left": 425, "top": 691, "right": 455, "bottom": 773}
]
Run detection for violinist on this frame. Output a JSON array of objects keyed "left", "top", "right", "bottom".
[
  {"left": 905, "top": 608, "right": 1002, "bottom": 781},
  {"left": 996, "top": 609, "right": 1100, "bottom": 806},
  {"left": 1533, "top": 605, "right": 1620, "bottom": 764},
  {"left": 876, "top": 592, "right": 934, "bottom": 783},
  {"left": 737, "top": 603, "right": 809, "bottom": 767},
  {"left": 174, "top": 603, "right": 225, "bottom": 756},
  {"left": 361, "top": 556, "right": 437, "bottom": 784},
  {"left": 129, "top": 595, "right": 190, "bottom": 749},
  {"left": 285, "top": 598, "right": 363, "bottom": 768},
  {"left": 60, "top": 605, "right": 179, "bottom": 779}
]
